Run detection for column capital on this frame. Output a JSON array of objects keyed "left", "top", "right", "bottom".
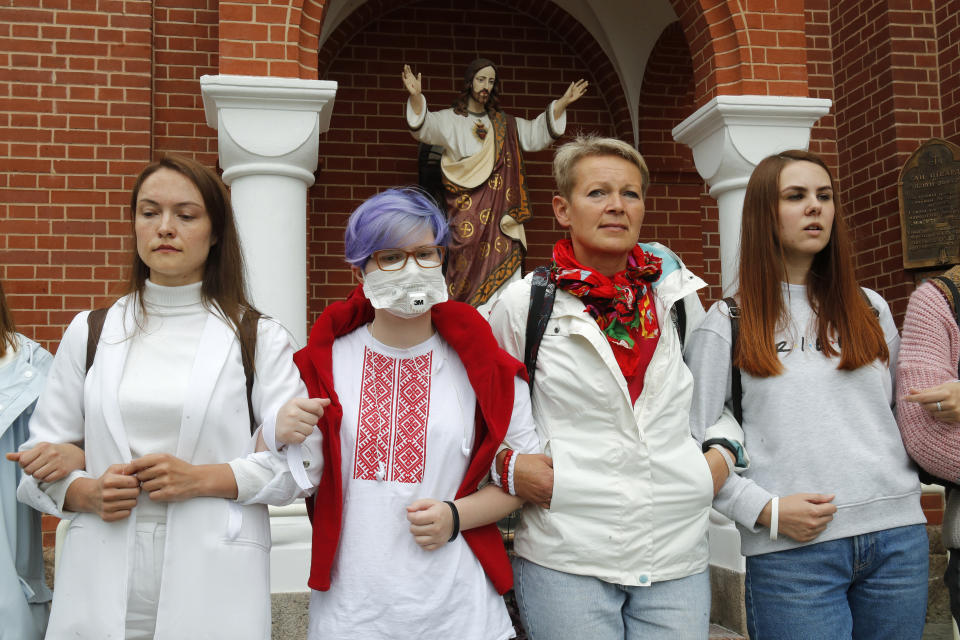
[
  {"left": 672, "top": 95, "right": 831, "bottom": 198},
  {"left": 672, "top": 95, "right": 831, "bottom": 293},
  {"left": 201, "top": 74, "right": 338, "bottom": 186}
]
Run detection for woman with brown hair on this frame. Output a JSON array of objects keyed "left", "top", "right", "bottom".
[
  {"left": 685, "top": 150, "right": 927, "bottom": 639},
  {"left": 15, "top": 155, "right": 321, "bottom": 639}
]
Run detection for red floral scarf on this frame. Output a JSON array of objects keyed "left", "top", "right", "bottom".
[{"left": 552, "top": 239, "right": 662, "bottom": 400}]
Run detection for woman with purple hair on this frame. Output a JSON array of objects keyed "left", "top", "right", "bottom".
[{"left": 272, "top": 188, "right": 539, "bottom": 639}]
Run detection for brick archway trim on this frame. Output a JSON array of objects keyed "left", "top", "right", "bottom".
[
  {"left": 219, "top": 0, "right": 328, "bottom": 79},
  {"left": 670, "top": 0, "right": 809, "bottom": 105},
  {"left": 219, "top": 0, "right": 811, "bottom": 109}
]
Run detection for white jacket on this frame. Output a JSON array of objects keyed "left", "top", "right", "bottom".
[
  {"left": 489, "top": 243, "right": 721, "bottom": 586},
  {"left": 17, "top": 297, "right": 320, "bottom": 640}
]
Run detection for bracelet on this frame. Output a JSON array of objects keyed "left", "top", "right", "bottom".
[
  {"left": 769, "top": 496, "right": 779, "bottom": 541},
  {"left": 710, "top": 444, "right": 735, "bottom": 476},
  {"left": 500, "top": 449, "right": 514, "bottom": 494},
  {"left": 506, "top": 449, "right": 518, "bottom": 496},
  {"left": 489, "top": 456, "right": 502, "bottom": 487},
  {"left": 444, "top": 500, "right": 460, "bottom": 542}
]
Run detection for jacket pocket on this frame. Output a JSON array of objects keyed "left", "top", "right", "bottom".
[
  {"left": 543, "top": 438, "right": 568, "bottom": 512},
  {"left": 221, "top": 502, "right": 271, "bottom": 551},
  {"left": 689, "top": 440, "right": 715, "bottom": 507}
]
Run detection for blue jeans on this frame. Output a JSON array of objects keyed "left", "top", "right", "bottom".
[
  {"left": 745, "top": 524, "right": 928, "bottom": 640},
  {"left": 512, "top": 557, "right": 710, "bottom": 640}
]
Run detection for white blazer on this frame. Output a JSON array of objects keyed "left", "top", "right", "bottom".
[{"left": 17, "top": 296, "right": 317, "bottom": 639}]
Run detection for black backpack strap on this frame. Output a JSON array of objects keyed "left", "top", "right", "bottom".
[
  {"left": 523, "top": 266, "right": 556, "bottom": 394},
  {"left": 238, "top": 309, "right": 261, "bottom": 435},
  {"left": 932, "top": 275, "right": 960, "bottom": 377},
  {"left": 85, "top": 308, "right": 108, "bottom": 374},
  {"left": 672, "top": 296, "right": 688, "bottom": 350},
  {"left": 723, "top": 297, "right": 743, "bottom": 425}
]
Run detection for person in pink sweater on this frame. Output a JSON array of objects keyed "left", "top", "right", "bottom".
[{"left": 897, "top": 264, "right": 960, "bottom": 624}]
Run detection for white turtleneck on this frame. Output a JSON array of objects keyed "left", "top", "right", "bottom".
[{"left": 119, "top": 280, "right": 206, "bottom": 518}]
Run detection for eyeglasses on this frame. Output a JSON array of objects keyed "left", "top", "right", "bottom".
[{"left": 370, "top": 245, "right": 446, "bottom": 271}]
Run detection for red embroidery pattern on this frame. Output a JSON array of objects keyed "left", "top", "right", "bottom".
[
  {"left": 392, "top": 353, "right": 432, "bottom": 483},
  {"left": 354, "top": 349, "right": 395, "bottom": 481},
  {"left": 353, "top": 347, "right": 432, "bottom": 483}
]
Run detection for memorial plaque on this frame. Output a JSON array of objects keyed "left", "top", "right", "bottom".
[{"left": 899, "top": 138, "right": 960, "bottom": 269}]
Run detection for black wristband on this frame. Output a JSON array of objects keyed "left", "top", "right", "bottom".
[
  {"left": 703, "top": 438, "right": 736, "bottom": 458},
  {"left": 444, "top": 500, "right": 460, "bottom": 542}
]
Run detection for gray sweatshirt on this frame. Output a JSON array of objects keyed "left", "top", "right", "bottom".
[{"left": 685, "top": 283, "right": 925, "bottom": 556}]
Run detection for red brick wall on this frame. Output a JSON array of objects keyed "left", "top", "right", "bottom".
[
  {"left": 804, "top": 0, "right": 839, "bottom": 166},
  {"left": 153, "top": 0, "right": 219, "bottom": 163},
  {"left": 0, "top": 0, "right": 155, "bottom": 349},
  {"left": 936, "top": 0, "right": 960, "bottom": 141},
  {"left": 306, "top": 0, "right": 620, "bottom": 316},
  {"left": 831, "top": 0, "right": 947, "bottom": 321}
]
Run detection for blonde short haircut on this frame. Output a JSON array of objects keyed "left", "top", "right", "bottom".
[{"left": 553, "top": 134, "right": 650, "bottom": 199}]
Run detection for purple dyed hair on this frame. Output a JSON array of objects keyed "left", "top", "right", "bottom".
[{"left": 344, "top": 187, "right": 450, "bottom": 269}]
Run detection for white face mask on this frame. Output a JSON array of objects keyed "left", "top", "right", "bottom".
[{"left": 362, "top": 259, "right": 448, "bottom": 318}]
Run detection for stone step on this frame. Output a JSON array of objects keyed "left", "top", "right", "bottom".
[
  {"left": 272, "top": 594, "right": 749, "bottom": 639},
  {"left": 271, "top": 593, "right": 308, "bottom": 639}
]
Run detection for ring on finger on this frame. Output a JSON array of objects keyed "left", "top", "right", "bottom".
[{"left": 937, "top": 401, "right": 943, "bottom": 412}]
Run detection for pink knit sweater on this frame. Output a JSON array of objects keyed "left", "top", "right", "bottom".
[{"left": 896, "top": 280, "right": 960, "bottom": 481}]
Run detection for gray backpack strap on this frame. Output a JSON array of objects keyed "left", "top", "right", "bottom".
[{"left": 85, "top": 308, "right": 108, "bottom": 374}]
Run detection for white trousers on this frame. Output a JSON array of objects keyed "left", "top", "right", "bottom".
[{"left": 124, "top": 520, "right": 166, "bottom": 640}]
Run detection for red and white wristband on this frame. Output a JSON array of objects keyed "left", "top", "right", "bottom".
[{"left": 490, "top": 448, "right": 518, "bottom": 496}]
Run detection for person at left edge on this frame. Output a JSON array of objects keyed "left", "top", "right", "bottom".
[
  {"left": 14, "top": 155, "right": 324, "bottom": 640},
  {"left": 1, "top": 278, "right": 61, "bottom": 640},
  {"left": 275, "top": 187, "right": 539, "bottom": 639}
]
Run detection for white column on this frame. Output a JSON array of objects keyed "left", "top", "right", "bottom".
[
  {"left": 201, "top": 75, "right": 337, "bottom": 346},
  {"left": 672, "top": 95, "right": 831, "bottom": 294}
]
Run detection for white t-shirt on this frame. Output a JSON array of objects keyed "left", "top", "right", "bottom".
[{"left": 307, "top": 325, "right": 537, "bottom": 640}]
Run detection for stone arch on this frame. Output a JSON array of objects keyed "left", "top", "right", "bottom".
[{"left": 221, "top": 0, "right": 811, "bottom": 104}]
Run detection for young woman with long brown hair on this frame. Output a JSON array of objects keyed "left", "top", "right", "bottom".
[
  {"left": 15, "top": 155, "right": 321, "bottom": 639},
  {"left": 685, "top": 150, "right": 927, "bottom": 639}
]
